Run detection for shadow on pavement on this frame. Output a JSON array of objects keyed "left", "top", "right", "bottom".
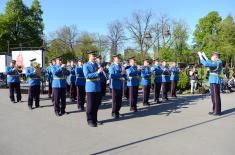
[
  {"left": 92, "top": 111, "right": 235, "bottom": 155},
  {"left": 101, "top": 94, "right": 208, "bottom": 124}
]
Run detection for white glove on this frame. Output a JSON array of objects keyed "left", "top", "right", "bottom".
[
  {"left": 197, "top": 51, "right": 203, "bottom": 60},
  {"left": 202, "top": 52, "right": 208, "bottom": 61}
]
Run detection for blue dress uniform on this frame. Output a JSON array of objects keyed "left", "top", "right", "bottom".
[
  {"left": 170, "top": 66, "right": 179, "bottom": 97},
  {"left": 109, "top": 62, "right": 124, "bottom": 118},
  {"left": 141, "top": 66, "right": 151, "bottom": 106},
  {"left": 46, "top": 65, "right": 53, "bottom": 98},
  {"left": 51, "top": 64, "right": 69, "bottom": 116},
  {"left": 26, "top": 64, "right": 41, "bottom": 109},
  {"left": 75, "top": 64, "right": 86, "bottom": 111},
  {"left": 5, "top": 62, "right": 22, "bottom": 103},
  {"left": 161, "top": 65, "right": 171, "bottom": 100},
  {"left": 123, "top": 64, "right": 130, "bottom": 99},
  {"left": 126, "top": 65, "right": 140, "bottom": 112},
  {"left": 68, "top": 65, "right": 77, "bottom": 101},
  {"left": 200, "top": 52, "right": 222, "bottom": 115},
  {"left": 83, "top": 60, "right": 101, "bottom": 126},
  {"left": 153, "top": 64, "right": 163, "bottom": 103},
  {"left": 98, "top": 62, "right": 107, "bottom": 97}
]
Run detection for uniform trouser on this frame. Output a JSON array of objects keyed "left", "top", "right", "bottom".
[
  {"left": 53, "top": 88, "right": 66, "bottom": 113},
  {"left": 77, "top": 85, "right": 85, "bottom": 107},
  {"left": 142, "top": 85, "right": 150, "bottom": 104},
  {"left": 171, "top": 81, "right": 177, "bottom": 97},
  {"left": 112, "top": 88, "right": 123, "bottom": 115},
  {"left": 70, "top": 82, "right": 77, "bottom": 100},
  {"left": 28, "top": 85, "right": 40, "bottom": 107},
  {"left": 125, "top": 84, "right": 129, "bottom": 99},
  {"left": 101, "top": 81, "right": 106, "bottom": 97},
  {"left": 8, "top": 82, "right": 21, "bottom": 102},
  {"left": 66, "top": 83, "right": 70, "bottom": 96},
  {"left": 129, "top": 86, "right": 139, "bottom": 109},
  {"left": 154, "top": 83, "right": 162, "bottom": 101},
  {"left": 162, "top": 82, "right": 170, "bottom": 99},
  {"left": 86, "top": 92, "right": 101, "bottom": 124},
  {"left": 210, "top": 84, "right": 221, "bottom": 114},
  {"left": 48, "top": 80, "right": 52, "bottom": 97}
]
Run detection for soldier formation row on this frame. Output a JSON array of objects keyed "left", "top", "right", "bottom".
[{"left": 5, "top": 50, "right": 223, "bottom": 127}]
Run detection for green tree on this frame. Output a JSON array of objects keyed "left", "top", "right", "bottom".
[
  {"left": 29, "top": 0, "right": 44, "bottom": 46},
  {"left": 159, "top": 47, "right": 173, "bottom": 61},
  {"left": 218, "top": 15, "right": 235, "bottom": 65},
  {"left": 0, "top": 0, "right": 44, "bottom": 52},
  {"left": 193, "top": 11, "right": 222, "bottom": 54}
]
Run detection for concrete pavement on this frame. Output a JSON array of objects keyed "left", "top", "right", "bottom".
[{"left": 0, "top": 88, "right": 235, "bottom": 155}]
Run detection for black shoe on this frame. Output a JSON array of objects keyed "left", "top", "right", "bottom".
[
  {"left": 28, "top": 106, "right": 33, "bottom": 110},
  {"left": 156, "top": 100, "right": 162, "bottom": 104},
  {"left": 134, "top": 108, "right": 138, "bottom": 112},
  {"left": 81, "top": 106, "right": 85, "bottom": 111},
  {"left": 88, "top": 122, "right": 97, "bottom": 127},
  {"left": 130, "top": 107, "right": 135, "bottom": 111},
  {"left": 97, "top": 121, "right": 103, "bottom": 125},
  {"left": 60, "top": 111, "right": 66, "bottom": 116},
  {"left": 11, "top": 101, "right": 16, "bottom": 103},
  {"left": 35, "top": 105, "right": 40, "bottom": 108},
  {"left": 17, "top": 100, "right": 22, "bottom": 103},
  {"left": 213, "top": 113, "right": 221, "bottom": 116},
  {"left": 143, "top": 103, "right": 150, "bottom": 106},
  {"left": 208, "top": 112, "right": 214, "bottom": 115}
]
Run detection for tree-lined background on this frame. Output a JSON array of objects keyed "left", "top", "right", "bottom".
[{"left": 0, "top": 0, "right": 235, "bottom": 66}]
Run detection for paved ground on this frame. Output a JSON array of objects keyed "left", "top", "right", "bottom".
[{"left": 0, "top": 88, "right": 235, "bottom": 155}]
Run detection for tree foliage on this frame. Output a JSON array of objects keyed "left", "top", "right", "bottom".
[{"left": 0, "top": 0, "right": 44, "bottom": 53}]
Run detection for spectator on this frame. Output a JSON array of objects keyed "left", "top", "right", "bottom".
[
  {"left": 189, "top": 67, "right": 198, "bottom": 94},
  {"left": 223, "top": 63, "right": 230, "bottom": 79}
]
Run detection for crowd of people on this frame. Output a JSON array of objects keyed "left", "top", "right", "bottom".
[
  {"left": 5, "top": 50, "right": 234, "bottom": 127},
  {"left": 5, "top": 51, "right": 181, "bottom": 127}
]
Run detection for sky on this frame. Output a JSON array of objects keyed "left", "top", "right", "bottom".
[{"left": 0, "top": 0, "right": 235, "bottom": 45}]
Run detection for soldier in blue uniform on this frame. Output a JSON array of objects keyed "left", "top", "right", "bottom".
[
  {"left": 5, "top": 60, "right": 22, "bottom": 103},
  {"left": 75, "top": 58, "right": 86, "bottom": 111},
  {"left": 51, "top": 57, "right": 69, "bottom": 116},
  {"left": 96, "top": 55, "right": 107, "bottom": 98},
  {"left": 161, "top": 60, "right": 171, "bottom": 100},
  {"left": 47, "top": 59, "right": 55, "bottom": 98},
  {"left": 198, "top": 51, "right": 222, "bottom": 116},
  {"left": 153, "top": 58, "right": 163, "bottom": 103},
  {"left": 126, "top": 56, "right": 140, "bottom": 112},
  {"left": 26, "top": 59, "right": 41, "bottom": 109},
  {"left": 68, "top": 60, "right": 77, "bottom": 102},
  {"left": 141, "top": 59, "right": 151, "bottom": 106},
  {"left": 170, "top": 60, "right": 180, "bottom": 98},
  {"left": 109, "top": 54, "right": 125, "bottom": 118},
  {"left": 123, "top": 61, "right": 130, "bottom": 99},
  {"left": 83, "top": 51, "right": 103, "bottom": 127}
]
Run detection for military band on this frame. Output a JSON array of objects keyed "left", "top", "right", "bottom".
[
  {"left": 83, "top": 51, "right": 102, "bottom": 127},
  {"left": 51, "top": 57, "right": 69, "bottom": 116},
  {"left": 6, "top": 60, "right": 22, "bottom": 103},
  {"left": 126, "top": 56, "right": 140, "bottom": 112},
  {"left": 75, "top": 58, "right": 86, "bottom": 111},
  {"left": 170, "top": 60, "right": 179, "bottom": 98},
  {"left": 141, "top": 59, "right": 151, "bottom": 106},
  {"left": 26, "top": 58, "right": 42, "bottom": 109},
  {"left": 161, "top": 60, "right": 171, "bottom": 100},
  {"left": 68, "top": 60, "right": 77, "bottom": 102},
  {"left": 109, "top": 54, "right": 125, "bottom": 118},
  {"left": 153, "top": 58, "right": 163, "bottom": 103},
  {"left": 5, "top": 49, "right": 227, "bottom": 127},
  {"left": 198, "top": 51, "right": 222, "bottom": 116}
]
